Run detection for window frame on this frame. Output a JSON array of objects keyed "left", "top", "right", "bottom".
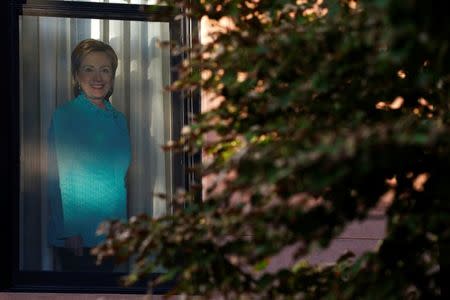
[{"left": 1, "top": 0, "right": 200, "bottom": 294}]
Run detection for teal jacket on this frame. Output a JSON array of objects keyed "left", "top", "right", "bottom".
[{"left": 47, "top": 93, "right": 131, "bottom": 247}]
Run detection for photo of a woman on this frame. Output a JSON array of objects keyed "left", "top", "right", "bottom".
[{"left": 46, "top": 39, "right": 131, "bottom": 271}]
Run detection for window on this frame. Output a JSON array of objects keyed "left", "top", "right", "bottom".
[{"left": 2, "top": 0, "right": 198, "bottom": 293}]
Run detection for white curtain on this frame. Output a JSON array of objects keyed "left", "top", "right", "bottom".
[{"left": 19, "top": 14, "right": 172, "bottom": 270}]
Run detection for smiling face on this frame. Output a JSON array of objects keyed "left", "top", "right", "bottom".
[{"left": 76, "top": 51, "right": 114, "bottom": 102}]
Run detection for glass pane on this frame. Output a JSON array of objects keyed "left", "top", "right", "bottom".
[{"left": 19, "top": 15, "right": 172, "bottom": 272}]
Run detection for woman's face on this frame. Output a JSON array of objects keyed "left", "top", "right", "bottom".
[{"left": 76, "top": 51, "right": 114, "bottom": 102}]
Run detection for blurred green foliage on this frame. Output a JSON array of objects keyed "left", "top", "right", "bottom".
[{"left": 93, "top": 1, "right": 449, "bottom": 298}]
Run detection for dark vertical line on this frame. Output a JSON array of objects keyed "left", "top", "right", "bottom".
[
  {"left": 189, "top": 17, "right": 201, "bottom": 202},
  {"left": 0, "top": 0, "right": 11, "bottom": 289},
  {"left": 12, "top": 0, "right": 21, "bottom": 282},
  {"left": 8, "top": 0, "right": 21, "bottom": 289},
  {"left": 37, "top": 14, "right": 46, "bottom": 270},
  {"left": 169, "top": 17, "right": 185, "bottom": 206},
  {"left": 181, "top": 16, "right": 189, "bottom": 206}
]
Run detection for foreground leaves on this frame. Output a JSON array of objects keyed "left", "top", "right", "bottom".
[{"left": 94, "top": 1, "right": 449, "bottom": 299}]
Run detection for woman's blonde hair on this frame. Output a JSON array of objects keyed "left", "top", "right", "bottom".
[{"left": 71, "top": 39, "right": 118, "bottom": 98}]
